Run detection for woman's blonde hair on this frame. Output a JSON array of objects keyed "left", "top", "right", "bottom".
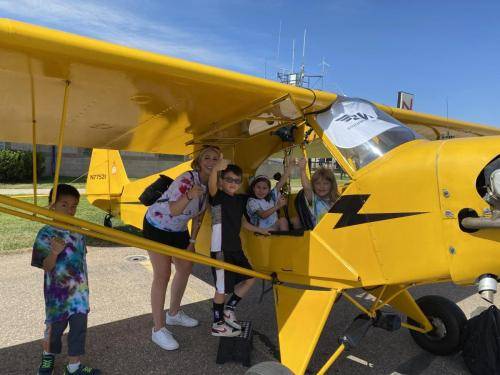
[
  {"left": 191, "top": 146, "right": 221, "bottom": 171},
  {"left": 311, "top": 167, "right": 339, "bottom": 202}
]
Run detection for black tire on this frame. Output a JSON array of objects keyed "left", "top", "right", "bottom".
[
  {"left": 104, "top": 214, "right": 113, "bottom": 228},
  {"left": 245, "top": 362, "right": 293, "bottom": 375},
  {"left": 407, "top": 295, "right": 466, "bottom": 355}
]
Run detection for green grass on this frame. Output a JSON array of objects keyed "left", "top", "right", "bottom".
[
  {"left": 0, "top": 176, "right": 86, "bottom": 190},
  {"left": 0, "top": 197, "right": 138, "bottom": 252}
]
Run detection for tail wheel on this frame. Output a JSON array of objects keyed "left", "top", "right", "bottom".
[
  {"left": 407, "top": 295, "right": 466, "bottom": 355},
  {"left": 104, "top": 214, "right": 113, "bottom": 228},
  {"left": 245, "top": 361, "right": 293, "bottom": 375}
]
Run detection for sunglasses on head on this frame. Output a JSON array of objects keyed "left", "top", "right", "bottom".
[
  {"left": 223, "top": 177, "right": 242, "bottom": 184},
  {"left": 201, "top": 144, "right": 221, "bottom": 151}
]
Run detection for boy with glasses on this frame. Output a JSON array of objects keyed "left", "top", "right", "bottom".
[{"left": 208, "top": 156, "right": 269, "bottom": 336}]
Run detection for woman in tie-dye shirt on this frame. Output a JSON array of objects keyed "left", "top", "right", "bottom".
[{"left": 31, "top": 184, "right": 100, "bottom": 375}]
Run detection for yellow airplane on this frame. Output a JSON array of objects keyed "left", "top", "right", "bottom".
[{"left": 1, "top": 18, "right": 500, "bottom": 375}]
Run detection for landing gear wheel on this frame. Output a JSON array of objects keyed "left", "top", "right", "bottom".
[
  {"left": 407, "top": 295, "right": 466, "bottom": 355},
  {"left": 245, "top": 361, "right": 293, "bottom": 375},
  {"left": 104, "top": 214, "right": 113, "bottom": 228}
]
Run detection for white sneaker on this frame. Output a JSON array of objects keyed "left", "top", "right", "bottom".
[
  {"left": 223, "top": 309, "right": 241, "bottom": 330},
  {"left": 166, "top": 310, "right": 199, "bottom": 327},
  {"left": 211, "top": 321, "right": 241, "bottom": 337},
  {"left": 151, "top": 327, "right": 179, "bottom": 350}
]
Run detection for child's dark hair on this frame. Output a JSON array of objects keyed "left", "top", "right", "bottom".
[
  {"left": 48, "top": 184, "right": 80, "bottom": 204},
  {"left": 248, "top": 175, "right": 272, "bottom": 201},
  {"left": 221, "top": 164, "right": 243, "bottom": 178}
]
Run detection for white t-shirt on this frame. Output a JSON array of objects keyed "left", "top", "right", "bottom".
[{"left": 145, "top": 170, "right": 207, "bottom": 232}]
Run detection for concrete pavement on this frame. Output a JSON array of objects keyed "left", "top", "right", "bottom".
[{"left": 0, "top": 246, "right": 497, "bottom": 374}]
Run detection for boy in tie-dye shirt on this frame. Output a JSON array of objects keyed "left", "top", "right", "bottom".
[{"left": 31, "top": 184, "right": 100, "bottom": 375}]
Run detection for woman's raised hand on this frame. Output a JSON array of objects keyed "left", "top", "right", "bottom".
[
  {"left": 214, "top": 153, "right": 229, "bottom": 172},
  {"left": 188, "top": 184, "right": 205, "bottom": 199}
]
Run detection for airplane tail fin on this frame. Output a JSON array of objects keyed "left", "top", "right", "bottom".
[
  {"left": 86, "top": 149, "right": 129, "bottom": 216},
  {"left": 119, "top": 159, "right": 194, "bottom": 229},
  {"left": 273, "top": 284, "right": 339, "bottom": 374}
]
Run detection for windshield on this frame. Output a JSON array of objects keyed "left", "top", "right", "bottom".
[{"left": 316, "top": 97, "right": 421, "bottom": 170}]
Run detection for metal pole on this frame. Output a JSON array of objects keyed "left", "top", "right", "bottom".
[
  {"left": 51, "top": 80, "right": 71, "bottom": 204},
  {"left": 29, "top": 58, "right": 38, "bottom": 207},
  {"left": 32, "top": 120, "right": 37, "bottom": 206},
  {"left": 0, "top": 194, "right": 273, "bottom": 281},
  {"left": 317, "top": 344, "right": 345, "bottom": 375}
]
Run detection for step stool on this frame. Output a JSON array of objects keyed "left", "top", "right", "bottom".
[{"left": 216, "top": 320, "right": 253, "bottom": 367}]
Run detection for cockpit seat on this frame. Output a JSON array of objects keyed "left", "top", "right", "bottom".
[{"left": 294, "top": 189, "right": 315, "bottom": 230}]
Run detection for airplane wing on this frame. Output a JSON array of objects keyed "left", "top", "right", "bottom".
[
  {"left": 0, "top": 18, "right": 498, "bottom": 156},
  {"left": 0, "top": 18, "right": 328, "bottom": 155},
  {"left": 384, "top": 105, "right": 500, "bottom": 140}
]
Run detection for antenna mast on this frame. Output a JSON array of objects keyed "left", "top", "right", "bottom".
[
  {"left": 276, "top": 20, "right": 282, "bottom": 61},
  {"left": 319, "top": 57, "right": 330, "bottom": 89},
  {"left": 302, "top": 28, "right": 306, "bottom": 64},
  {"left": 277, "top": 27, "right": 323, "bottom": 88}
]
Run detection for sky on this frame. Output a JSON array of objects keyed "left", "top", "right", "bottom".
[{"left": 1, "top": 0, "right": 500, "bottom": 126}]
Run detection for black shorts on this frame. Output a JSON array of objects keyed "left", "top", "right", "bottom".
[
  {"left": 143, "top": 216, "right": 190, "bottom": 250},
  {"left": 211, "top": 251, "right": 253, "bottom": 294}
]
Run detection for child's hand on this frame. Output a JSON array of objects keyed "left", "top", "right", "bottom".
[
  {"left": 257, "top": 228, "right": 270, "bottom": 236},
  {"left": 276, "top": 195, "right": 287, "bottom": 208},
  {"left": 283, "top": 156, "right": 293, "bottom": 176},
  {"left": 298, "top": 157, "right": 307, "bottom": 170},
  {"left": 50, "top": 237, "right": 66, "bottom": 255}
]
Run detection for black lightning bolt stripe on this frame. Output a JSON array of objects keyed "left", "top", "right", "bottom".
[{"left": 330, "top": 194, "right": 426, "bottom": 229}]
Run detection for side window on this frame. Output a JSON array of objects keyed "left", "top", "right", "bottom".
[{"left": 300, "top": 140, "right": 351, "bottom": 192}]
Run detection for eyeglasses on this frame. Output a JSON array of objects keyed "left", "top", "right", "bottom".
[{"left": 223, "top": 177, "right": 242, "bottom": 184}]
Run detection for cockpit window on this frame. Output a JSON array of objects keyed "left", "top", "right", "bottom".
[
  {"left": 316, "top": 97, "right": 421, "bottom": 170},
  {"left": 254, "top": 139, "right": 350, "bottom": 194}
]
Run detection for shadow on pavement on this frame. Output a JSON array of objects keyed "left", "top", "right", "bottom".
[{"left": 0, "top": 300, "right": 275, "bottom": 375}]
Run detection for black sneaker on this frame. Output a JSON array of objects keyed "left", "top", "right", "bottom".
[
  {"left": 63, "top": 364, "right": 101, "bottom": 375},
  {"left": 37, "top": 353, "right": 55, "bottom": 375}
]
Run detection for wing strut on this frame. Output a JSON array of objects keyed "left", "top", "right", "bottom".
[
  {"left": 29, "top": 57, "right": 39, "bottom": 206},
  {"left": 31, "top": 114, "right": 38, "bottom": 206},
  {"left": 51, "top": 80, "right": 71, "bottom": 204},
  {"left": 0, "top": 194, "right": 272, "bottom": 280}
]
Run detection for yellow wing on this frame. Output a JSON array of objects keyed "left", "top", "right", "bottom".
[
  {"left": 385, "top": 105, "right": 500, "bottom": 139},
  {"left": 0, "top": 17, "right": 498, "bottom": 155}
]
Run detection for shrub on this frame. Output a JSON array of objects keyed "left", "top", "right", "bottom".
[{"left": 0, "top": 150, "right": 45, "bottom": 182}]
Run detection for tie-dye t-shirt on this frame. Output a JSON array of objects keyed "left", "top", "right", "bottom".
[{"left": 31, "top": 226, "right": 89, "bottom": 324}]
